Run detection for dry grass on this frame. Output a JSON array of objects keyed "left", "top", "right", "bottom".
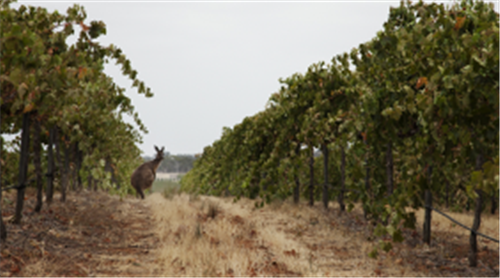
[
  {"left": 0, "top": 188, "right": 164, "bottom": 277},
  {"left": 147, "top": 193, "right": 499, "bottom": 276},
  {"left": 1, "top": 188, "right": 497, "bottom": 277}
]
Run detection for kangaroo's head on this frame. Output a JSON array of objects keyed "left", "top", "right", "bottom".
[{"left": 154, "top": 145, "right": 165, "bottom": 162}]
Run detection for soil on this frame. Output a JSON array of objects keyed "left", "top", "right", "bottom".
[
  {"left": 1, "top": 188, "right": 162, "bottom": 276},
  {"left": 0, "top": 188, "right": 498, "bottom": 277}
]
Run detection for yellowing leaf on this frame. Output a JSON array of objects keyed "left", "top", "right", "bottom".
[
  {"left": 18, "top": 83, "right": 28, "bottom": 99},
  {"left": 23, "top": 103, "right": 35, "bottom": 113},
  {"left": 454, "top": 16, "right": 466, "bottom": 30},
  {"left": 78, "top": 67, "right": 87, "bottom": 79},
  {"left": 80, "top": 21, "right": 90, "bottom": 31},
  {"left": 415, "top": 77, "right": 428, "bottom": 89},
  {"left": 361, "top": 132, "right": 367, "bottom": 142}
]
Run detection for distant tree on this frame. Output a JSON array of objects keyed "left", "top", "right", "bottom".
[{"left": 143, "top": 153, "right": 197, "bottom": 173}]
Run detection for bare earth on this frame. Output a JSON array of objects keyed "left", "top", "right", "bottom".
[{"left": 0, "top": 188, "right": 498, "bottom": 276}]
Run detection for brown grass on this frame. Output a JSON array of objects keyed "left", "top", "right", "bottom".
[
  {"left": 0, "top": 188, "right": 164, "bottom": 276},
  {"left": 147, "top": 193, "right": 499, "bottom": 276},
  {"left": 1, "top": 188, "right": 498, "bottom": 277}
]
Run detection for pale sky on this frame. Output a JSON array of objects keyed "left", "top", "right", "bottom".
[{"left": 13, "top": 0, "right": 497, "bottom": 156}]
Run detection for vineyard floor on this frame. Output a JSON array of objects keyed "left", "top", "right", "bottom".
[{"left": 0, "top": 188, "right": 498, "bottom": 277}]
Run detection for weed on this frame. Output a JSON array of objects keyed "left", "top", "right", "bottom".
[
  {"left": 155, "top": 179, "right": 180, "bottom": 200},
  {"left": 162, "top": 186, "right": 179, "bottom": 200},
  {"left": 269, "top": 198, "right": 284, "bottom": 211},
  {"left": 207, "top": 201, "right": 220, "bottom": 219},
  {"left": 189, "top": 194, "right": 200, "bottom": 203},
  {"left": 194, "top": 222, "right": 202, "bottom": 239}
]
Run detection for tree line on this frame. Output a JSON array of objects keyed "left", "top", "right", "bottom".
[
  {"left": 1, "top": 1, "right": 153, "bottom": 242},
  {"left": 143, "top": 153, "right": 197, "bottom": 173},
  {"left": 180, "top": 0, "right": 499, "bottom": 262}
]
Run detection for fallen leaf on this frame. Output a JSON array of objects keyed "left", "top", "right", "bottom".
[
  {"left": 10, "top": 264, "right": 20, "bottom": 274},
  {"left": 1, "top": 249, "right": 11, "bottom": 257},
  {"left": 284, "top": 249, "right": 298, "bottom": 257}
]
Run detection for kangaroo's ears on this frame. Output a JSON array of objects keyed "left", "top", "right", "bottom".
[
  {"left": 154, "top": 145, "right": 159, "bottom": 152},
  {"left": 161, "top": 146, "right": 165, "bottom": 152}
]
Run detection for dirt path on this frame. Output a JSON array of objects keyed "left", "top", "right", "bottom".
[
  {"left": 1, "top": 189, "right": 163, "bottom": 276},
  {"left": 0, "top": 189, "right": 498, "bottom": 276}
]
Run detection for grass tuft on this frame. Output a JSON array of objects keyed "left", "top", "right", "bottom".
[
  {"left": 207, "top": 201, "right": 220, "bottom": 219},
  {"left": 195, "top": 222, "right": 202, "bottom": 239},
  {"left": 189, "top": 193, "right": 200, "bottom": 203},
  {"left": 162, "top": 186, "right": 179, "bottom": 199}
]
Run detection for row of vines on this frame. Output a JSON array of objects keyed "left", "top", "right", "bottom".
[
  {"left": 1, "top": 1, "right": 153, "bottom": 241},
  {"left": 181, "top": 0, "right": 499, "bottom": 262}
]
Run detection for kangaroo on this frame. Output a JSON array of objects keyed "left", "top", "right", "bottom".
[{"left": 131, "top": 146, "right": 165, "bottom": 199}]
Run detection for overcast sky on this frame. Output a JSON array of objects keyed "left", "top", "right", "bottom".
[{"left": 14, "top": 0, "right": 498, "bottom": 156}]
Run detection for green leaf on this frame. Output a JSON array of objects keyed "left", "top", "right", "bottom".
[
  {"left": 347, "top": 203, "right": 354, "bottom": 212},
  {"left": 18, "top": 82, "right": 28, "bottom": 99},
  {"left": 472, "top": 54, "right": 487, "bottom": 67},
  {"left": 380, "top": 241, "right": 392, "bottom": 252},
  {"left": 368, "top": 248, "right": 378, "bottom": 259},
  {"left": 461, "top": 64, "right": 473, "bottom": 74},
  {"left": 392, "top": 229, "right": 404, "bottom": 243},
  {"left": 374, "top": 223, "right": 388, "bottom": 237},
  {"left": 387, "top": 225, "right": 395, "bottom": 236},
  {"left": 470, "top": 170, "right": 483, "bottom": 186},
  {"left": 9, "top": 68, "right": 23, "bottom": 86},
  {"left": 403, "top": 212, "right": 416, "bottom": 229}
]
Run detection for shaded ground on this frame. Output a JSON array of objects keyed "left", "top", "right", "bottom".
[{"left": 0, "top": 188, "right": 498, "bottom": 276}]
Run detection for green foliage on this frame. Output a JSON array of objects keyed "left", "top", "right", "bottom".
[
  {"left": 153, "top": 179, "right": 181, "bottom": 199},
  {"left": 1, "top": 1, "right": 153, "bottom": 197},
  {"left": 182, "top": 0, "right": 498, "bottom": 256},
  {"left": 368, "top": 248, "right": 378, "bottom": 259}
]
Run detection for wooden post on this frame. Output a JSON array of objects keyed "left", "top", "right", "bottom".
[
  {"left": 61, "top": 141, "right": 70, "bottom": 202},
  {"left": 34, "top": 117, "right": 43, "bottom": 212},
  {"left": 87, "top": 170, "right": 93, "bottom": 190},
  {"left": 469, "top": 189, "right": 483, "bottom": 267},
  {"left": 76, "top": 146, "right": 83, "bottom": 190},
  {"left": 363, "top": 136, "right": 370, "bottom": 219},
  {"left": 293, "top": 143, "right": 301, "bottom": 204},
  {"left": 308, "top": 146, "right": 314, "bottom": 207},
  {"left": 491, "top": 193, "right": 497, "bottom": 215},
  {"left": 46, "top": 126, "right": 55, "bottom": 204},
  {"left": 386, "top": 142, "right": 393, "bottom": 195},
  {"left": 423, "top": 190, "right": 432, "bottom": 245},
  {"left": 13, "top": 113, "right": 31, "bottom": 224},
  {"left": 338, "top": 145, "right": 346, "bottom": 212},
  {"left": 445, "top": 179, "right": 450, "bottom": 209},
  {"left": 469, "top": 153, "right": 484, "bottom": 267},
  {"left": 322, "top": 143, "right": 329, "bottom": 210}
]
